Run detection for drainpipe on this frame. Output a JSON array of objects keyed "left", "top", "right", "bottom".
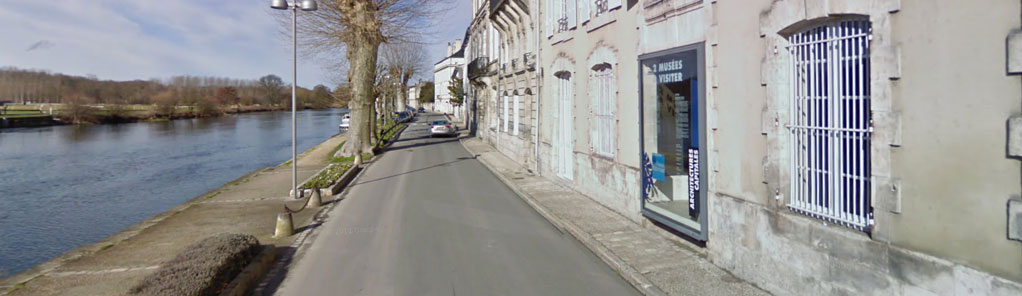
[{"left": 533, "top": 1, "right": 542, "bottom": 175}]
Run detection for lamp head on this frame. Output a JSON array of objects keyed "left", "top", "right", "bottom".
[
  {"left": 300, "top": 0, "right": 318, "bottom": 11},
  {"left": 270, "top": 0, "right": 289, "bottom": 10}
]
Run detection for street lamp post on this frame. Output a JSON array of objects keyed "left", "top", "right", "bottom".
[{"left": 271, "top": 0, "right": 317, "bottom": 200}]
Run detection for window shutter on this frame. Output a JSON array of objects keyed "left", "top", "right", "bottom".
[
  {"left": 608, "top": 0, "right": 621, "bottom": 10},
  {"left": 567, "top": 0, "right": 577, "bottom": 29},
  {"left": 513, "top": 95, "right": 520, "bottom": 136},
  {"left": 578, "top": 0, "right": 589, "bottom": 23},
  {"left": 503, "top": 95, "right": 509, "bottom": 132}
]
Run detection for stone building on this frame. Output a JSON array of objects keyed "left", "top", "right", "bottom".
[
  {"left": 538, "top": 0, "right": 643, "bottom": 222},
  {"left": 434, "top": 40, "right": 465, "bottom": 116},
  {"left": 475, "top": 0, "right": 543, "bottom": 170},
  {"left": 406, "top": 82, "right": 421, "bottom": 109},
  {"left": 466, "top": 0, "right": 498, "bottom": 134},
  {"left": 466, "top": 0, "right": 1022, "bottom": 294}
]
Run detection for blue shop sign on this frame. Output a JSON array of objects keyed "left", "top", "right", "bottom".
[{"left": 652, "top": 153, "right": 665, "bottom": 181}]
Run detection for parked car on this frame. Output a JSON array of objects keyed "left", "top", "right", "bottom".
[
  {"left": 429, "top": 120, "right": 456, "bottom": 137},
  {"left": 418, "top": 107, "right": 426, "bottom": 113},
  {"left": 338, "top": 114, "right": 350, "bottom": 129}
]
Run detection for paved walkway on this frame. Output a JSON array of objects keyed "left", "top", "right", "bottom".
[
  {"left": 272, "top": 113, "right": 639, "bottom": 295},
  {"left": 0, "top": 133, "right": 347, "bottom": 296},
  {"left": 460, "top": 137, "right": 770, "bottom": 296}
]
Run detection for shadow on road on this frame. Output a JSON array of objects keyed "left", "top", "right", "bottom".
[
  {"left": 385, "top": 136, "right": 461, "bottom": 151},
  {"left": 351, "top": 154, "right": 478, "bottom": 186}
]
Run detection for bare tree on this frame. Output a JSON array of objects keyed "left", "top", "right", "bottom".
[
  {"left": 381, "top": 42, "right": 428, "bottom": 111},
  {"left": 295, "top": 0, "right": 450, "bottom": 162},
  {"left": 258, "top": 74, "right": 286, "bottom": 106}
]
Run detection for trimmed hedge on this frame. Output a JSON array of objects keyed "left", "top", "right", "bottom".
[{"left": 130, "top": 233, "right": 261, "bottom": 296}]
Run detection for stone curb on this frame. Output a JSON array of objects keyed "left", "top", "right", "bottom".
[
  {"left": 458, "top": 138, "right": 668, "bottom": 296},
  {"left": 221, "top": 245, "right": 278, "bottom": 296}
]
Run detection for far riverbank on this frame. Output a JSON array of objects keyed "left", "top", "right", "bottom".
[{"left": 0, "top": 104, "right": 345, "bottom": 129}]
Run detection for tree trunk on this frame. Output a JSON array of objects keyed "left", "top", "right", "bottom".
[{"left": 338, "top": 38, "right": 379, "bottom": 157}]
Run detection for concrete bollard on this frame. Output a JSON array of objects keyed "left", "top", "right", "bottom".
[
  {"left": 274, "top": 211, "right": 293, "bottom": 238},
  {"left": 307, "top": 188, "right": 322, "bottom": 208}
]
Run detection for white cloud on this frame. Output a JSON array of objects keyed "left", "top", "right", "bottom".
[
  {"left": 0, "top": 0, "right": 330, "bottom": 87},
  {"left": 0, "top": 0, "right": 474, "bottom": 87}
]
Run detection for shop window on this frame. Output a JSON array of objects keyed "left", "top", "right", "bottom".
[
  {"left": 639, "top": 43, "right": 705, "bottom": 239},
  {"left": 592, "top": 63, "right": 615, "bottom": 157},
  {"left": 786, "top": 19, "right": 873, "bottom": 231}
]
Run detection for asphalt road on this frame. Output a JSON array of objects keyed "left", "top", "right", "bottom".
[{"left": 274, "top": 113, "right": 640, "bottom": 296}]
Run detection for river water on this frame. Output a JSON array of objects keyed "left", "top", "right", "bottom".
[{"left": 0, "top": 109, "right": 346, "bottom": 278}]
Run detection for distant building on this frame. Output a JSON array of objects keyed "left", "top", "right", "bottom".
[
  {"left": 406, "top": 83, "right": 420, "bottom": 109},
  {"left": 433, "top": 40, "right": 465, "bottom": 117}
]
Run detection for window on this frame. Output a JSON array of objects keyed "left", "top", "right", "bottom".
[
  {"left": 513, "top": 95, "right": 520, "bottom": 136},
  {"left": 592, "top": 64, "right": 615, "bottom": 157},
  {"left": 593, "top": 0, "right": 620, "bottom": 16},
  {"left": 554, "top": 72, "right": 574, "bottom": 180},
  {"left": 503, "top": 95, "right": 509, "bottom": 132},
  {"left": 547, "top": 0, "right": 576, "bottom": 36},
  {"left": 786, "top": 19, "right": 873, "bottom": 231}
]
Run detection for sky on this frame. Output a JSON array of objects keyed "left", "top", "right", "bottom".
[{"left": 0, "top": 0, "right": 471, "bottom": 88}]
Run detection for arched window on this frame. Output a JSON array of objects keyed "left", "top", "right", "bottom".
[
  {"left": 502, "top": 91, "right": 510, "bottom": 133},
  {"left": 591, "top": 62, "right": 615, "bottom": 157},
  {"left": 786, "top": 18, "right": 873, "bottom": 231},
  {"left": 553, "top": 70, "right": 574, "bottom": 180}
]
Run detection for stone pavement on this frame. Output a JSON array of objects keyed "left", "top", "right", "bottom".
[
  {"left": 460, "top": 137, "right": 770, "bottom": 296},
  {"left": 0, "top": 134, "right": 347, "bottom": 296}
]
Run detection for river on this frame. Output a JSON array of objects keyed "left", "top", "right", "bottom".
[{"left": 0, "top": 109, "right": 346, "bottom": 278}]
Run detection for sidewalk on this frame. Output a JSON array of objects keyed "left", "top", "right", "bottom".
[
  {"left": 460, "top": 138, "right": 769, "bottom": 296},
  {"left": 443, "top": 113, "right": 466, "bottom": 130},
  {"left": 0, "top": 134, "right": 347, "bottom": 296}
]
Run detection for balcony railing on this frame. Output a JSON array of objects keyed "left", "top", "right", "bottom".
[
  {"left": 468, "top": 56, "right": 491, "bottom": 80},
  {"left": 523, "top": 52, "right": 536, "bottom": 70}
]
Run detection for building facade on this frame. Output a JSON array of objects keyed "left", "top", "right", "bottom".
[
  {"left": 467, "top": 0, "right": 499, "bottom": 136},
  {"left": 467, "top": 0, "right": 1022, "bottom": 294},
  {"left": 477, "top": 0, "right": 543, "bottom": 170},
  {"left": 434, "top": 40, "right": 465, "bottom": 116},
  {"left": 406, "top": 82, "right": 420, "bottom": 109}
]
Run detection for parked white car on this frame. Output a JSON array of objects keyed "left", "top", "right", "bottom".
[
  {"left": 429, "top": 120, "right": 456, "bottom": 137},
  {"left": 338, "top": 114, "right": 350, "bottom": 129}
]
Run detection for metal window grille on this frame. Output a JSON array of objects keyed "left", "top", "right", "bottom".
[
  {"left": 594, "top": 0, "right": 609, "bottom": 15},
  {"left": 556, "top": 0, "right": 569, "bottom": 33},
  {"left": 593, "top": 68, "right": 615, "bottom": 157},
  {"left": 786, "top": 19, "right": 873, "bottom": 231}
]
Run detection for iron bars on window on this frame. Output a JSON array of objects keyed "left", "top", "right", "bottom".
[{"left": 786, "top": 19, "right": 873, "bottom": 231}]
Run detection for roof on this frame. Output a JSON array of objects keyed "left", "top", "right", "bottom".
[{"left": 434, "top": 27, "right": 471, "bottom": 65}]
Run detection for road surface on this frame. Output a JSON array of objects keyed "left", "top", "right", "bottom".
[{"left": 274, "top": 113, "right": 641, "bottom": 296}]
